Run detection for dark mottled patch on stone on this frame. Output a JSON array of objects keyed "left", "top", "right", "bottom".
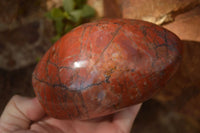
[
  {"left": 0, "top": 22, "right": 40, "bottom": 45},
  {"left": 0, "top": 0, "right": 42, "bottom": 23},
  {"left": 6, "top": 57, "right": 16, "bottom": 68},
  {"left": 0, "top": 64, "right": 35, "bottom": 114},
  {"left": 35, "top": 45, "right": 47, "bottom": 54},
  {"left": 0, "top": 42, "right": 5, "bottom": 53},
  {"left": 16, "top": 0, "right": 42, "bottom": 18},
  {"left": 132, "top": 100, "right": 200, "bottom": 133}
]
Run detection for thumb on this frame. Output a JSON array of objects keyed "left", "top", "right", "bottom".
[{"left": 0, "top": 95, "right": 45, "bottom": 132}]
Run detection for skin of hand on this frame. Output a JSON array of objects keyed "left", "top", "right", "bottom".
[{"left": 0, "top": 95, "right": 141, "bottom": 133}]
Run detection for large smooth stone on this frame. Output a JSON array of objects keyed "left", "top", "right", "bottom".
[{"left": 32, "top": 19, "right": 182, "bottom": 120}]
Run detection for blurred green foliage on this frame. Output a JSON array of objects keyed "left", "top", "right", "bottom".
[{"left": 46, "top": 0, "right": 96, "bottom": 43}]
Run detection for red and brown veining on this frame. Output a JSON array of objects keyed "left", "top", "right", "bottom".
[{"left": 32, "top": 19, "right": 182, "bottom": 120}]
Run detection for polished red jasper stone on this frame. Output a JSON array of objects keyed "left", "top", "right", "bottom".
[{"left": 32, "top": 19, "right": 182, "bottom": 120}]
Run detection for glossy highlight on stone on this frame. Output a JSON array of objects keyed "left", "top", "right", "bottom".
[{"left": 32, "top": 19, "right": 182, "bottom": 120}]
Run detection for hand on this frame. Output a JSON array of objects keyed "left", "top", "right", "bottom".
[{"left": 0, "top": 95, "right": 141, "bottom": 133}]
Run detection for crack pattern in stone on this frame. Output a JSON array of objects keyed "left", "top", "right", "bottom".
[{"left": 32, "top": 19, "right": 182, "bottom": 120}]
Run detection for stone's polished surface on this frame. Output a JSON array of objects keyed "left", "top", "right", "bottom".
[{"left": 32, "top": 19, "right": 182, "bottom": 120}]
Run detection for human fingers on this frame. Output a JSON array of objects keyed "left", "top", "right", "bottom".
[
  {"left": 112, "top": 104, "right": 142, "bottom": 133},
  {"left": 0, "top": 95, "right": 45, "bottom": 133}
]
